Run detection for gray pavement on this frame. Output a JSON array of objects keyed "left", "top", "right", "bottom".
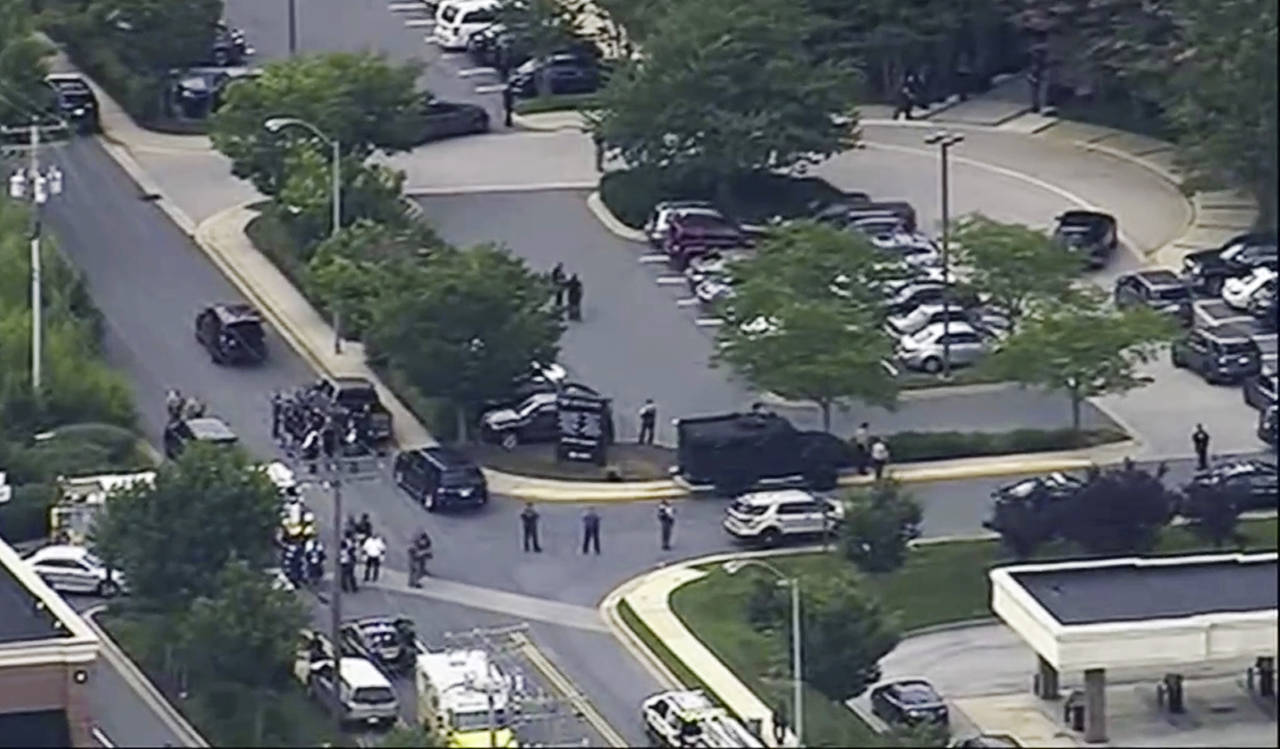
[{"left": 84, "top": 645, "right": 190, "bottom": 748}]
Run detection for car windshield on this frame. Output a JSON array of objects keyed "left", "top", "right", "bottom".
[
  {"left": 680, "top": 213, "right": 731, "bottom": 229},
  {"left": 365, "top": 629, "right": 399, "bottom": 647},
  {"left": 442, "top": 469, "right": 482, "bottom": 486},
  {"left": 82, "top": 552, "right": 104, "bottom": 568},
  {"left": 351, "top": 686, "right": 396, "bottom": 705},
  {"left": 1152, "top": 286, "right": 1190, "bottom": 301},
  {"left": 226, "top": 320, "right": 264, "bottom": 341},
  {"left": 1219, "top": 340, "right": 1255, "bottom": 355},
  {"left": 335, "top": 387, "right": 377, "bottom": 408},
  {"left": 517, "top": 398, "right": 547, "bottom": 418},
  {"left": 61, "top": 90, "right": 93, "bottom": 105},
  {"left": 893, "top": 683, "right": 940, "bottom": 705},
  {"left": 729, "top": 501, "right": 768, "bottom": 516},
  {"left": 855, "top": 220, "right": 901, "bottom": 235}
]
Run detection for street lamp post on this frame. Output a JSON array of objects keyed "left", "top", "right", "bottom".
[
  {"left": 8, "top": 120, "right": 65, "bottom": 396},
  {"left": 724, "top": 559, "right": 801, "bottom": 747},
  {"left": 264, "top": 116, "right": 342, "bottom": 352},
  {"left": 923, "top": 131, "right": 964, "bottom": 379}
]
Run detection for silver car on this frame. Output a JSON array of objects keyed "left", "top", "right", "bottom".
[
  {"left": 25, "top": 545, "right": 127, "bottom": 597},
  {"left": 896, "top": 321, "right": 995, "bottom": 373},
  {"left": 886, "top": 304, "right": 974, "bottom": 337}
]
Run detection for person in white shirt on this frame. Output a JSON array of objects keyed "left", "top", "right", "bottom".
[
  {"left": 870, "top": 438, "right": 890, "bottom": 481},
  {"left": 362, "top": 533, "right": 387, "bottom": 582}
]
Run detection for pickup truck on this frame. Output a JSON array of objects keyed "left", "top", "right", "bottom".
[{"left": 311, "top": 376, "right": 393, "bottom": 443}]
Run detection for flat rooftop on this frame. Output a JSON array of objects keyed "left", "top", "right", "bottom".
[
  {"left": 0, "top": 560, "right": 69, "bottom": 644},
  {"left": 1010, "top": 557, "right": 1278, "bottom": 626}
]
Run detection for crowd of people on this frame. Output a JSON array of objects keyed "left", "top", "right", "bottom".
[
  {"left": 549, "top": 262, "right": 585, "bottom": 321},
  {"left": 270, "top": 387, "right": 376, "bottom": 460}
]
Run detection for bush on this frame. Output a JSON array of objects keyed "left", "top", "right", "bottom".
[
  {"left": 599, "top": 168, "right": 847, "bottom": 229},
  {"left": 841, "top": 482, "right": 922, "bottom": 573},
  {"left": 375, "top": 363, "right": 459, "bottom": 443},
  {"left": 883, "top": 428, "right": 1128, "bottom": 463},
  {"left": 514, "top": 92, "right": 598, "bottom": 115},
  {"left": 0, "top": 483, "right": 56, "bottom": 543}
]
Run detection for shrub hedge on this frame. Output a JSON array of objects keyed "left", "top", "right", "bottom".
[{"left": 885, "top": 428, "right": 1129, "bottom": 463}]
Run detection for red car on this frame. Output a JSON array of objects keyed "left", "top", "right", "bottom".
[{"left": 664, "top": 209, "right": 751, "bottom": 269}]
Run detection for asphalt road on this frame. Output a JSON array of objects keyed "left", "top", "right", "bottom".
[{"left": 415, "top": 189, "right": 1115, "bottom": 444}]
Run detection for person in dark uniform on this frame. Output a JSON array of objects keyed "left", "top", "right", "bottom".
[
  {"left": 657, "top": 500, "right": 675, "bottom": 550},
  {"left": 566, "top": 274, "right": 583, "bottom": 321},
  {"left": 592, "top": 131, "right": 604, "bottom": 173},
  {"left": 550, "top": 262, "right": 567, "bottom": 310},
  {"left": 271, "top": 392, "right": 283, "bottom": 441},
  {"left": 408, "top": 530, "right": 433, "bottom": 587},
  {"left": 521, "top": 503, "right": 542, "bottom": 552},
  {"left": 1192, "top": 424, "right": 1211, "bottom": 470},
  {"left": 502, "top": 84, "right": 514, "bottom": 128},
  {"left": 166, "top": 388, "right": 184, "bottom": 423},
  {"left": 638, "top": 399, "right": 657, "bottom": 445},
  {"left": 339, "top": 540, "right": 358, "bottom": 593},
  {"left": 581, "top": 507, "right": 601, "bottom": 555}
]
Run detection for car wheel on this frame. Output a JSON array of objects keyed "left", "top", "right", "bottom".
[
  {"left": 424, "top": 490, "right": 437, "bottom": 513},
  {"left": 500, "top": 432, "right": 519, "bottom": 450},
  {"left": 921, "top": 357, "right": 942, "bottom": 374},
  {"left": 96, "top": 579, "right": 120, "bottom": 598},
  {"left": 760, "top": 527, "right": 782, "bottom": 547}
]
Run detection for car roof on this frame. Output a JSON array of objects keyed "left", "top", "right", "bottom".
[
  {"left": 1058, "top": 210, "right": 1114, "bottom": 224},
  {"left": 210, "top": 302, "right": 261, "bottom": 323},
  {"left": 736, "top": 489, "right": 816, "bottom": 505},
  {"left": 184, "top": 417, "right": 238, "bottom": 442},
  {"left": 878, "top": 678, "right": 942, "bottom": 701},
  {"left": 338, "top": 657, "right": 394, "bottom": 687},
  {"left": 329, "top": 376, "right": 374, "bottom": 388},
  {"left": 418, "top": 446, "right": 481, "bottom": 471},
  {"left": 655, "top": 200, "right": 714, "bottom": 211},
  {"left": 1127, "top": 270, "right": 1182, "bottom": 286},
  {"left": 916, "top": 321, "right": 979, "bottom": 335},
  {"left": 1197, "top": 323, "right": 1257, "bottom": 343},
  {"left": 47, "top": 75, "right": 92, "bottom": 92},
  {"left": 29, "top": 545, "right": 91, "bottom": 561}
]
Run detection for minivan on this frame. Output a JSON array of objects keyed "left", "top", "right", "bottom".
[
  {"left": 435, "top": 0, "right": 499, "bottom": 51},
  {"left": 308, "top": 656, "right": 399, "bottom": 727},
  {"left": 394, "top": 446, "right": 489, "bottom": 511}
]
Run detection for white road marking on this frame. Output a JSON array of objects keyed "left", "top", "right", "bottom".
[
  {"left": 473, "top": 83, "right": 509, "bottom": 94},
  {"left": 676, "top": 298, "right": 699, "bottom": 307},
  {"left": 638, "top": 254, "right": 666, "bottom": 264},
  {"left": 1253, "top": 332, "right": 1278, "bottom": 340},
  {"left": 404, "top": 18, "right": 434, "bottom": 27},
  {"left": 655, "top": 276, "right": 685, "bottom": 286},
  {"left": 695, "top": 318, "right": 724, "bottom": 328},
  {"left": 387, "top": 2, "right": 424, "bottom": 10},
  {"left": 457, "top": 66, "right": 498, "bottom": 78},
  {"left": 881, "top": 359, "right": 900, "bottom": 377}
]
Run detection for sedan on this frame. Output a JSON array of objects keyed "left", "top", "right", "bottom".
[
  {"left": 419, "top": 99, "right": 489, "bottom": 141},
  {"left": 1184, "top": 460, "right": 1279, "bottom": 511},
  {"left": 896, "top": 322, "right": 995, "bottom": 373},
  {"left": 694, "top": 277, "right": 736, "bottom": 306},
  {"left": 886, "top": 304, "right": 974, "bottom": 337},
  {"left": 509, "top": 53, "right": 600, "bottom": 97},
  {"left": 645, "top": 201, "right": 716, "bottom": 248},
  {"left": 870, "top": 679, "right": 949, "bottom": 726},
  {"left": 25, "top": 545, "right": 126, "bottom": 597},
  {"left": 1052, "top": 210, "right": 1117, "bottom": 268},
  {"left": 1222, "top": 268, "right": 1277, "bottom": 311},
  {"left": 684, "top": 249, "right": 752, "bottom": 291},
  {"left": 992, "top": 472, "right": 1086, "bottom": 505}
]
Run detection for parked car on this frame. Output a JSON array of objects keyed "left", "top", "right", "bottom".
[
  {"left": 991, "top": 472, "right": 1086, "bottom": 505},
  {"left": 895, "top": 321, "right": 995, "bottom": 373},
  {"left": 419, "top": 98, "right": 489, "bottom": 141},
  {"left": 209, "top": 22, "right": 252, "bottom": 66},
  {"left": 1260, "top": 405, "right": 1278, "bottom": 446},
  {"left": 1113, "top": 270, "right": 1193, "bottom": 326},
  {"left": 310, "top": 376, "right": 393, "bottom": 443},
  {"left": 642, "top": 690, "right": 763, "bottom": 748},
  {"left": 163, "top": 416, "right": 238, "bottom": 459},
  {"left": 297, "top": 648, "right": 399, "bottom": 727},
  {"left": 45, "top": 74, "right": 99, "bottom": 133},
  {"left": 722, "top": 489, "right": 844, "bottom": 546},
  {"left": 684, "top": 249, "right": 752, "bottom": 291},
  {"left": 195, "top": 302, "right": 266, "bottom": 364},
  {"left": 1184, "top": 460, "right": 1278, "bottom": 511},
  {"left": 886, "top": 304, "right": 976, "bottom": 337},
  {"left": 846, "top": 217, "right": 939, "bottom": 265},
  {"left": 466, "top": 23, "right": 524, "bottom": 68},
  {"left": 883, "top": 283, "right": 978, "bottom": 317},
  {"left": 1244, "top": 372, "right": 1278, "bottom": 412},
  {"left": 393, "top": 446, "right": 488, "bottom": 511},
  {"left": 664, "top": 210, "right": 752, "bottom": 270},
  {"left": 870, "top": 678, "right": 949, "bottom": 726},
  {"left": 481, "top": 392, "right": 560, "bottom": 448},
  {"left": 694, "top": 277, "right": 735, "bottom": 306},
  {"left": 339, "top": 616, "right": 417, "bottom": 674},
  {"left": 950, "top": 734, "right": 1023, "bottom": 748},
  {"left": 483, "top": 361, "right": 569, "bottom": 411},
  {"left": 1182, "top": 233, "right": 1278, "bottom": 294},
  {"left": 1052, "top": 210, "right": 1118, "bottom": 268},
  {"left": 170, "top": 66, "right": 260, "bottom": 119},
  {"left": 645, "top": 201, "right": 716, "bottom": 248},
  {"left": 508, "top": 53, "right": 601, "bottom": 97},
  {"left": 1170, "top": 325, "right": 1262, "bottom": 384},
  {"left": 24, "top": 545, "right": 126, "bottom": 597},
  {"left": 1222, "top": 267, "right": 1277, "bottom": 311},
  {"left": 1249, "top": 285, "right": 1277, "bottom": 330},
  {"left": 435, "top": 0, "right": 500, "bottom": 50}
]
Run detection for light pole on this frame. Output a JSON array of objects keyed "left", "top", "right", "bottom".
[
  {"left": 287, "top": 0, "right": 298, "bottom": 57},
  {"left": 923, "top": 130, "right": 964, "bottom": 379},
  {"left": 263, "top": 116, "right": 342, "bottom": 352},
  {"left": 8, "top": 120, "right": 65, "bottom": 396},
  {"left": 724, "top": 559, "right": 801, "bottom": 747}
]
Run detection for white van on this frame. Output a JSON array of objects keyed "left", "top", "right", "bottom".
[
  {"left": 295, "top": 631, "right": 400, "bottom": 727},
  {"left": 434, "top": 0, "right": 499, "bottom": 51}
]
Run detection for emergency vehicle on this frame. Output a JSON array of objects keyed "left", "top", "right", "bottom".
[
  {"left": 416, "top": 648, "right": 519, "bottom": 747},
  {"left": 642, "top": 690, "right": 764, "bottom": 748}
]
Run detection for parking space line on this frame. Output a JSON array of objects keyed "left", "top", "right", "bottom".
[
  {"left": 676, "top": 298, "right": 699, "bottom": 307},
  {"left": 1254, "top": 332, "right": 1278, "bottom": 340},
  {"left": 387, "top": 2, "right": 423, "bottom": 10},
  {"left": 404, "top": 18, "right": 434, "bottom": 27},
  {"left": 655, "top": 276, "right": 685, "bottom": 286},
  {"left": 881, "top": 359, "right": 900, "bottom": 377},
  {"left": 695, "top": 318, "right": 724, "bottom": 328},
  {"left": 638, "top": 254, "right": 666, "bottom": 264},
  {"left": 473, "top": 84, "right": 508, "bottom": 94},
  {"left": 457, "top": 67, "right": 497, "bottom": 78}
]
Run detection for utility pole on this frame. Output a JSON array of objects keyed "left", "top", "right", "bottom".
[
  {"left": 924, "top": 131, "right": 964, "bottom": 379},
  {"left": 287, "top": 0, "right": 298, "bottom": 56},
  {"left": 7, "top": 120, "right": 64, "bottom": 397}
]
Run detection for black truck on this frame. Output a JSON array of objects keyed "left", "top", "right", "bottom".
[
  {"left": 675, "top": 411, "right": 852, "bottom": 495},
  {"left": 310, "top": 376, "right": 393, "bottom": 444}
]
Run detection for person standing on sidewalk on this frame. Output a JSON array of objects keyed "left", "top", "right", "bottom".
[
  {"left": 1192, "top": 424, "right": 1211, "bottom": 470},
  {"left": 592, "top": 131, "right": 605, "bottom": 173},
  {"left": 362, "top": 532, "right": 386, "bottom": 582},
  {"left": 638, "top": 399, "right": 657, "bottom": 445},
  {"left": 853, "top": 422, "right": 871, "bottom": 475},
  {"left": 502, "top": 84, "right": 514, "bottom": 128},
  {"left": 339, "top": 540, "right": 358, "bottom": 593},
  {"left": 581, "top": 507, "right": 601, "bottom": 555},
  {"left": 550, "top": 262, "right": 567, "bottom": 311},
  {"left": 657, "top": 500, "right": 675, "bottom": 550},
  {"left": 566, "top": 274, "right": 584, "bottom": 321},
  {"left": 870, "top": 437, "right": 891, "bottom": 481},
  {"left": 270, "top": 392, "right": 283, "bottom": 442},
  {"left": 521, "top": 503, "right": 542, "bottom": 553}
]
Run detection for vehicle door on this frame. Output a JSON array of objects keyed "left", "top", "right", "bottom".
[
  {"left": 525, "top": 401, "right": 560, "bottom": 441},
  {"left": 69, "top": 557, "right": 101, "bottom": 592},
  {"left": 948, "top": 331, "right": 986, "bottom": 365},
  {"left": 422, "top": 103, "right": 457, "bottom": 139},
  {"left": 32, "top": 558, "right": 72, "bottom": 591},
  {"left": 421, "top": 458, "right": 441, "bottom": 501},
  {"left": 643, "top": 700, "right": 670, "bottom": 742},
  {"left": 775, "top": 501, "right": 815, "bottom": 534},
  {"left": 1183, "top": 331, "right": 1210, "bottom": 369},
  {"left": 311, "top": 662, "right": 340, "bottom": 712},
  {"left": 799, "top": 500, "right": 834, "bottom": 535}
]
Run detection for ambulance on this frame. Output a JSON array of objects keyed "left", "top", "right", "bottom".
[{"left": 416, "top": 647, "right": 519, "bottom": 747}]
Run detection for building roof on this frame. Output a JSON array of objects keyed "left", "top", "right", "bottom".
[
  {"left": 0, "top": 562, "right": 68, "bottom": 644},
  {"left": 1011, "top": 556, "right": 1277, "bottom": 626}
]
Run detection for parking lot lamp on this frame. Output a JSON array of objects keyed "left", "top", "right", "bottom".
[
  {"left": 924, "top": 131, "right": 964, "bottom": 378},
  {"left": 724, "top": 559, "right": 802, "bottom": 746}
]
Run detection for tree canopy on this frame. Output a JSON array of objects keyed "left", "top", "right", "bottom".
[
  {"left": 0, "top": 0, "right": 54, "bottom": 126},
  {"left": 211, "top": 52, "right": 426, "bottom": 195},
  {"left": 273, "top": 144, "right": 408, "bottom": 249},
  {"left": 841, "top": 480, "right": 923, "bottom": 572},
  {"left": 1058, "top": 462, "right": 1176, "bottom": 554},
  {"left": 86, "top": 0, "right": 224, "bottom": 73}
]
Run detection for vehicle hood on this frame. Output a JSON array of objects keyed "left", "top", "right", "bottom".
[
  {"left": 1183, "top": 249, "right": 1226, "bottom": 268},
  {"left": 482, "top": 408, "right": 521, "bottom": 428}
]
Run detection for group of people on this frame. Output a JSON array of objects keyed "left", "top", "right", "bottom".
[
  {"left": 520, "top": 500, "right": 678, "bottom": 555},
  {"left": 852, "top": 422, "right": 892, "bottom": 480},
  {"left": 549, "top": 263, "right": 585, "bottom": 321},
  {"left": 164, "top": 388, "right": 206, "bottom": 423},
  {"left": 270, "top": 388, "right": 372, "bottom": 460},
  {"left": 278, "top": 491, "right": 325, "bottom": 588},
  {"left": 337, "top": 513, "right": 389, "bottom": 593}
]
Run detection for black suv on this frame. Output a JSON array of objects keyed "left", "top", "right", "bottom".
[
  {"left": 393, "top": 446, "right": 488, "bottom": 511},
  {"left": 1114, "top": 270, "right": 1193, "bottom": 327},
  {"left": 1244, "top": 371, "right": 1278, "bottom": 411},
  {"left": 1053, "top": 210, "right": 1118, "bottom": 268},
  {"left": 195, "top": 303, "right": 266, "bottom": 364},
  {"left": 1181, "top": 233, "right": 1278, "bottom": 294},
  {"left": 508, "top": 53, "right": 601, "bottom": 97},
  {"left": 163, "top": 416, "right": 238, "bottom": 459},
  {"left": 1184, "top": 460, "right": 1278, "bottom": 511},
  {"left": 1170, "top": 325, "right": 1262, "bottom": 383},
  {"left": 45, "top": 74, "right": 99, "bottom": 134}
]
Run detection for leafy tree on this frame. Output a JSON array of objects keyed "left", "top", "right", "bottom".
[
  {"left": 981, "top": 289, "right": 1176, "bottom": 431},
  {"left": 495, "top": 0, "right": 585, "bottom": 92},
  {"left": 273, "top": 144, "right": 408, "bottom": 250},
  {"left": 178, "top": 558, "right": 306, "bottom": 745},
  {"left": 210, "top": 52, "right": 426, "bottom": 195},
  {"left": 593, "top": 0, "right": 667, "bottom": 49},
  {"left": 91, "top": 442, "right": 279, "bottom": 610},
  {"left": 0, "top": 0, "right": 54, "bottom": 126},
  {"left": 88, "top": 0, "right": 224, "bottom": 73},
  {"left": 589, "top": 0, "right": 861, "bottom": 204},
  {"left": 841, "top": 481, "right": 922, "bottom": 573},
  {"left": 983, "top": 487, "right": 1060, "bottom": 558},
  {"left": 366, "top": 245, "right": 563, "bottom": 442},
  {"left": 951, "top": 214, "right": 1084, "bottom": 330},
  {"left": 1058, "top": 461, "right": 1175, "bottom": 554},
  {"left": 1179, "top": 482, "right": 1247, "bottom": 548},
  {"left": 797, "top": 567, "right": 900, "bottom": 699},
  {"left": 714, "top": 224, "right": 899, "bottom": 431}
]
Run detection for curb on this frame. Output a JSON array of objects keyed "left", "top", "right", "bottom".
[
  {"left": 511, "top": 111, "right": 589, "bottom": 133},
  {"left": 586, "top": 190, "right": 646, "bottom": 243},
  {"left": 83, "top": 606, "right": 209, "bottom": 748}
]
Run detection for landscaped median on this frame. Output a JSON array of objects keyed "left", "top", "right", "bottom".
[{"left": 606, "top": 518, "right": 1278, "bottom": 747}]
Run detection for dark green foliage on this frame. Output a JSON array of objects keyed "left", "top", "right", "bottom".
[
  {"left": 885, "top": 427, "right": 1128, "bottom": 462},
  {"left": 841, "top": 481, "right": 923, "bottom": 573},
  {"left": 0, "top": 483, "right": 56, "bottom": 543},
  {"left": 1057, "top": 462, "right": 1177, "bottom": 555},
  {"left": 797, "top": 568, "right": 900, "bottom": 700},
  {"left": 0, "top": 0, "right": 55, "bottom": 126},
  {"left": 1179, "top": 482, "right": 1247, "bottom": 548},
  {"left": 984, "top": 487, "right": 1061, "bottom": 559}
]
